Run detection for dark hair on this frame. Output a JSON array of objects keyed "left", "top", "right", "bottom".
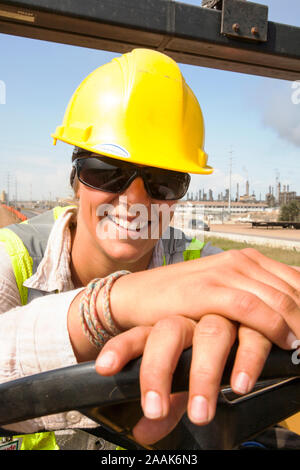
[
  {"left": 72, "top": 146, "right": 92, "bottom": 162},
  {"left": 70, "top": 147, "right": 92, "bottom": 189}
]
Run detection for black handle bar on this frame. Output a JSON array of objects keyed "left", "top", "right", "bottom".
[{"left": 0, "top": 344, "right": 300, "bottom": 449}]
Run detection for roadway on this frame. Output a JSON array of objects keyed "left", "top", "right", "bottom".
[
  {"left": 20, "top": 209, "right": 41, "bottom": 219},
  {"left": 205, "top": 223, "right": 300, "bottom": 252},
  {"left": 209, "top": 224, "right": 300, "bottom": 242}
]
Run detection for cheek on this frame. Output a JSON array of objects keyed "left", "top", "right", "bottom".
[
  {"left": 78, "top": 186, "right": 116, "bottom": 227},
  {"left": 152, "top": 200, "right": 178, "bottom": 228}
]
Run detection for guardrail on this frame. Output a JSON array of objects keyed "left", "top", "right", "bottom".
[{"left": 0, "top": 204, "right": 27, "bottom": 222}]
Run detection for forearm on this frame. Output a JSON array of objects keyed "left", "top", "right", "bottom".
[
  {"left": 67, "top": 288, "right": 100, "bottom": 362},
  {"left": 104, "top": 265, "right": 190, "bottom": 330}
]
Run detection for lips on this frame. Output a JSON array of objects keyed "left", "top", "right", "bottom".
[{"left": 107, "top": 214, "right": 150, "bottom": 232}]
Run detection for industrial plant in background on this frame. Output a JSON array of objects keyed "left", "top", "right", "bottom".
[
  {"left": 184, "top": 179, "right": 300, "bottom": 224},
  {"left": 187, "top": 179, "right": 300, "bottom": 206}
]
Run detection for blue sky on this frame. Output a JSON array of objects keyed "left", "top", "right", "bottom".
[{"left": 0, "top": 0, "right": 300, "bottom": 201}]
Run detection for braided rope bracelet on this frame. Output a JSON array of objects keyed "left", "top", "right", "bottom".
[{"left": 79, "top": 270, "right": 131, "bottom": 349}]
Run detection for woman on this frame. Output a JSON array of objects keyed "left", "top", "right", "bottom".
[{"left": 0, "top": 48, "right": 300, "bottom": 450}]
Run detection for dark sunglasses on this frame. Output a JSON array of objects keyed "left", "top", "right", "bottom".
[{"left": 72, "top": 155, "right": 191, "bottom": 200}]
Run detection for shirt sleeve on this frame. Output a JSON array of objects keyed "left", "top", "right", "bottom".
[
  {"left": 0, "top": 243, "right": 97, "bottom": 432},
  {"left": 0, "top": 243, "right": 22, "bottom": 312},
  {"left": 201, "top": 241, "right": 224, "bottom": 257}
]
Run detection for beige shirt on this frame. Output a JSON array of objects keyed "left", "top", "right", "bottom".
[{"left": 0, "top": 207, "right": 219, "bottom": 435}]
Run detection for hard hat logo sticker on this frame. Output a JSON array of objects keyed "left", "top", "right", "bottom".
[{"left": 93, "top": 143, "right": 130, "bottom": 159}]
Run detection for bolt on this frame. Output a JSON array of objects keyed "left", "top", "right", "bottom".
[
  {"left": 232, "top": 23, "right": 240, "bottom": 32},
  {"left": 251, "top": 26, "right": 259, "bottom": 35}
]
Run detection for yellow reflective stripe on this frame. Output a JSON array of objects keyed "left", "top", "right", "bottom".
[
  {"left": 15, "top": 432, "right": 59, "bottom": 450},
  {"left": 0, "top": 228, "right": 33, "bottom": 305},
  {"left": 53, "top": 205, "right": 76, "bottom": 221},
  {"left": 183, "top": 238, "right": 204, "bottom": 261}
]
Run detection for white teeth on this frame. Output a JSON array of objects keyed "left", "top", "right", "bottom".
[{"left": 108, "top": 215, "right": 149, "bottom": 231}]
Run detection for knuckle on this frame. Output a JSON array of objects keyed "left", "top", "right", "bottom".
[
  {"left": 140, "top": 363, "right": 171, "bottom": 385},
  {"left": 232, "top": 291, "right": 260, "bottom": 316},
  {"left": 224, "top": 249, "right": 244, "bottom": 264},
  {"left": 130, "top": 325, "right": 152, "bottom": 337},
  {"left": 273, "top": 291, "right": 297, "bottom": 314},
  {"left": 198, "top": 323, "right": 224, "bottom": 338},
  {"left": 268, "top": 314, "right": 286, "bottom": 341},
  {"left": 293, "top": 288, "right": 300, "bottom": 303},
  {"left": 154, "top": 316, "right": 182, "bottom": 333},
  {"left": 192, "top": 365, "right": 217, "bottom": 385},
  {"left": 241, "top": 247, "right": 260, "bottom": 258},
  {"left": 198, "top": 315, "right": 236, "bottom": 341},
  {"left": 290, "top": 285, "right": 300, "bottom": 299}
]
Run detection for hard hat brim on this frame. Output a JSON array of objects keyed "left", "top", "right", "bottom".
[{"left": 52, "top": 135, "right": 214, "bottom": 175}]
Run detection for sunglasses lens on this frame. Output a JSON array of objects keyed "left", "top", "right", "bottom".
[
  {"left": 143, "top": 167, "right": 190, "bottom": 200},
  {"left": 76, "top": 157, "right": 190, "bottom": 200},
  {"left": 78, "top": 157, "right": 133, "bottom": 193}
]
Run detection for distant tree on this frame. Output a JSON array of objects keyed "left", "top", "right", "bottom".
[{"left": 279, "top": 201, "right": 300, "bottom": 221}]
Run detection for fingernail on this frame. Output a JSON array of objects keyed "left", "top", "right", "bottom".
[
  {"left": 234, "top": 371, "right": 250, "bottom": 394},
  {"left": 190, "top": 395, "right": 209, "bottom": 423},
  {"left": 286, "top": 331, "right": 298, "bottom": 349},
  {"left": 97, "top": 351, "right": 116, "bottom": 369},
  {"left": 144, "top": 391, "right": 163, "bottom": 419}
]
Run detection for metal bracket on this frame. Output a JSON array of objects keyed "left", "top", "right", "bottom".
[{"left": 221, "top": 0, "right": 268, "bottom": 42}]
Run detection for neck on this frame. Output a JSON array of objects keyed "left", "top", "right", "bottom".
[{"left": 70, "top": 225, "right": 154, "bottom": 288}]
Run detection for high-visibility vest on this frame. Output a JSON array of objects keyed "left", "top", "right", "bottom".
[{"left": 0, "top": 206, "right": 204, "bottom": 450}]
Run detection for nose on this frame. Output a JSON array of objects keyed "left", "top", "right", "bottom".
[{"left": 123, "top": 176, "right": 150, "bottom": 204}]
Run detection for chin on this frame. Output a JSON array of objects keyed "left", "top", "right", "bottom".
[{"left": 99, "top": 238, "right": 151, "bottom": 264}]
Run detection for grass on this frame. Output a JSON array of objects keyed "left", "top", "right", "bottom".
[{"left": 204, "top": 236, "right": 300, "bottom": 266}]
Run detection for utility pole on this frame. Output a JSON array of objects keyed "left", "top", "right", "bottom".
[
  {"left": 7, "top": 172, "right": 10, "bottom": 206},
  {"left": 15, "top": 178, "right": 18, "bottom": 205},
  {"left": 228, "top": 149, "right": 233, "bottom": 218}
]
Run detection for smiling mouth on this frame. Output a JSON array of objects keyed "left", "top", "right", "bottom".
[{"left": 107, "top": 214, "right": 150, "bottom": 232}]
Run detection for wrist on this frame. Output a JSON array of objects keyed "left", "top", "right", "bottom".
[
  {"left": 103, "top": 274, "right": 137, "bottom": 331},
  {"left": 97, "top": 273, "right": 131, "bottom": 331},
  {"left": 67, "top": 289, "right": 99, "bottom": 362}
]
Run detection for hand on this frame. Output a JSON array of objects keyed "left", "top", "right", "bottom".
[
  {"left": 107, "top": 248, "right": 300, "bottom": 350},
  {"left": 95, "top": 316, "right": 194, "bottom": 445},
  {"left": 95, "top": 314, "right": 272, "bottom": 446}
]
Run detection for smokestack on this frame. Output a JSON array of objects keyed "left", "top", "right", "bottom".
[
  {"left": 246, "top": 180, "right": 249, "bottom": 196},
  {"left": 276, "top": 182, "right": 280, "bottom": 202}
]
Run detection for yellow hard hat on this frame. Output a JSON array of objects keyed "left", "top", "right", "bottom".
[{"left": 52, "top": 48, "right": 213, "bottom": 175}]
